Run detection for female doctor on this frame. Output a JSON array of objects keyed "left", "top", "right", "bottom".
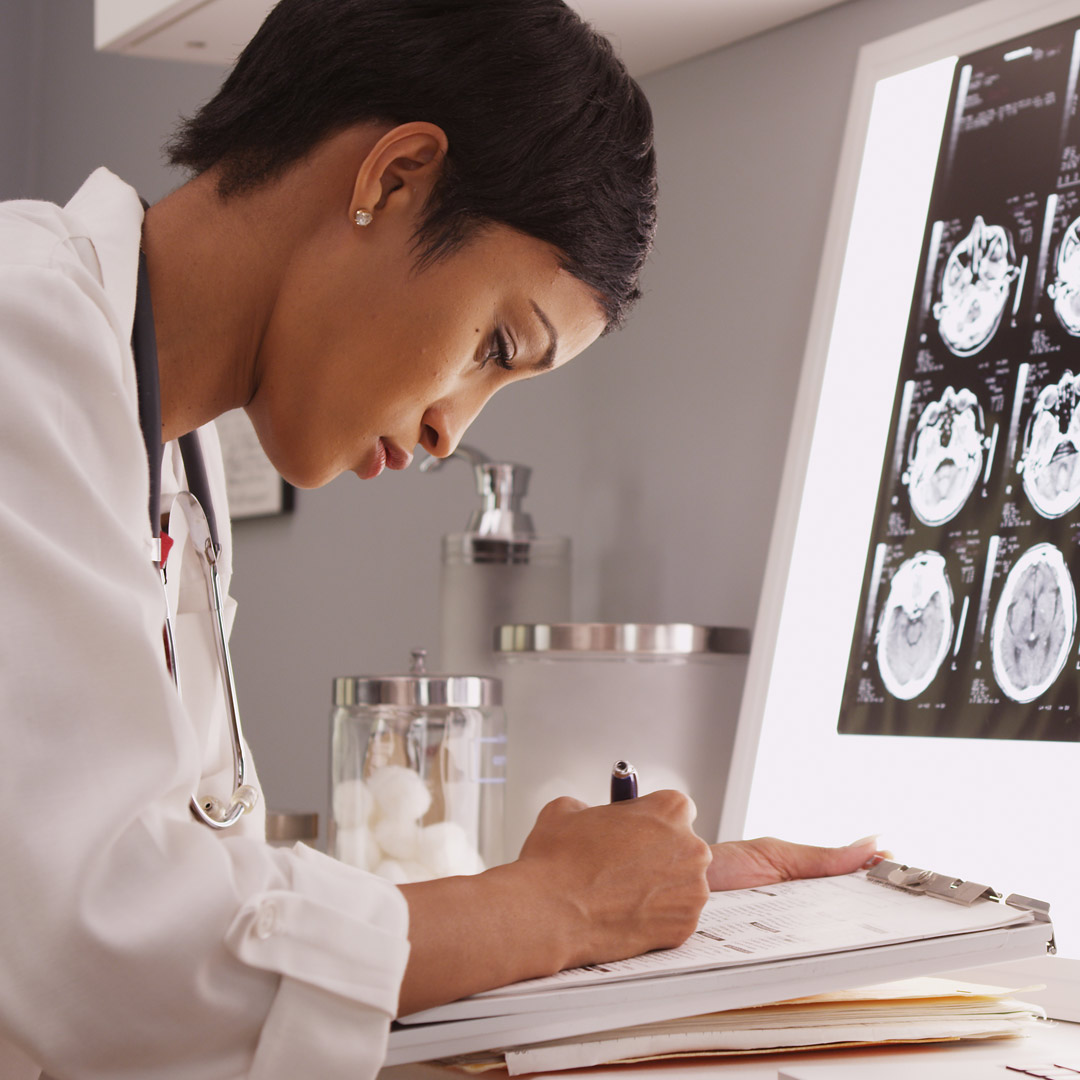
[{"left": 0, "top": 2, "right": 884, "bottom": 1077}]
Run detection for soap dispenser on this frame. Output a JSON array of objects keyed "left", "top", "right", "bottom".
[{"left": 422, "top": 445, "right": 571, "bottom": 675}]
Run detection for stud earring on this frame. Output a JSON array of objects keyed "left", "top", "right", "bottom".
[{"left": 354, "top": 208, "right": 373, "bottom": 227}]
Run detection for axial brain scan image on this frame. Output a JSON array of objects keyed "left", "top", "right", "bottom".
[
  {"left": 991, "top": 543, "right": 1076, "bottom": 703},
  {"left": 876, "top": 551, "right": 954, "bottom": 700},
  {"left": 1019, "top": 371, "right": 1080, "bottom": 518},
  {"left": 1048, "top": 215, "right": 1080, "bottom": 335},
  {"left": 933, "top": 216, "right": 1020, "bottom": 356},
  {"left": 904, "top": 386, "right": 985, "bottom": 526}
]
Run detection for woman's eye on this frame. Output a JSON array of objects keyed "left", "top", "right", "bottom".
[{"left": 483, "top": 329, "right": 516, "bottom": 371}]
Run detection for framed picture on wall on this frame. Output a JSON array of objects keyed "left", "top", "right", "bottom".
[{"left": 214, "top": 408, "right": 295, "bottom": 519}]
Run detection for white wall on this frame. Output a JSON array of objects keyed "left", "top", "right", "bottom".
[{"left": 3, "top": 0, "right": 977, "bottom": 825}]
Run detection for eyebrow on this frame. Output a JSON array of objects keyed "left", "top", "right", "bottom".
[{"left": 530, "top": 301, "right": 559, "bottom": 372}]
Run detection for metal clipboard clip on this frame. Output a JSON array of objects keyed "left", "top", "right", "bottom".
[{"left": 867, "top": 859, "right": 1055, "bottom": 953}]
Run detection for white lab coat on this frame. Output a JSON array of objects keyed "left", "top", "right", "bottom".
[{"left": 0, "top": 169, "right": 410, "bottom": 1079}]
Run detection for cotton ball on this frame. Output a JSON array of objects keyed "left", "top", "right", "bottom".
[
  {"left": 416, "top": 821, "right": 479, "bottom": 878},
  {"left": 374, "top": 859, "right": 411, "bottom": 884},
  {"left": 368, "top": 765, "right": 431, "bottom": 823},
  {"left": 373, "top": 818, "right": 420, "bottom": 861},
  {"left": 333, "top": 778, "right": 375, "bottom": 829},
  {"left": 334, "top": 826, "right": 379, "bottom": 872},
  {"left": 399, "top": 860, "right": 435, "bottom": 883}
]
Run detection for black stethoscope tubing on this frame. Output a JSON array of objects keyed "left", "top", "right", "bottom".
[
  {"left": 131, "top": 236, "right": 256, "bottom": 829},
  {"left": 132, "top": 247, "right": 219, "bottom": 550}
]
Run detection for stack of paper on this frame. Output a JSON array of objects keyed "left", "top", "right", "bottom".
[
  {"left": 387, "top": 869, "right": 1054, "bottom": 1067},
  {"left": 443, "top": 979, "right": 1046, "bottom": 1075}
]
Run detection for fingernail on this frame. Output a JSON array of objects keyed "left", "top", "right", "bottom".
[
  {"left": 861, "top": 848, "right": 894, "bottom": 870},
  {"left": 848, "top": 834, "right": 879, "bottom": 849}
]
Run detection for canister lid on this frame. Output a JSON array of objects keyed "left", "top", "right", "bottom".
[
  {"left": 495, "top": 623, "right": 750, "bottom": 656},
  {"left": 265, "top": 811, "right": 319, "bottom": 842},
  {"left": 333, "top": 648, "right": 502, "bottom": 707}
]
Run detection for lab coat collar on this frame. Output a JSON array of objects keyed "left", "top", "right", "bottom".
[{"left": 64, "top": 167, "right": 144, "bottom": 342}]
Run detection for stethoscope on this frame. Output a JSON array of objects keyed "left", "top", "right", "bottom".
[{"left": 133, "top": 244, "right": 257, "bottom": 830}]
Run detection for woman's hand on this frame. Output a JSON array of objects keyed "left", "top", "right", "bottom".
[
  {"left": 706, "top": 835, "right": 888, "bottom": 892},
  {"left": 518, "top": 791, "right": 713, "bottom": 967},
  {"left": 396, "top": 790, "right": 710, "bottom": 1017}
]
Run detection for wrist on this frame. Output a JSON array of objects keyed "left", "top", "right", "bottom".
[{"left": 481, "top": 857, "right": 583, "bottom": 977}]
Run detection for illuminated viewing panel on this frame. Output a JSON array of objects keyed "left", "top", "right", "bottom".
[{"left": 726, "top": 1, "right": 1080, "bottom": 959}]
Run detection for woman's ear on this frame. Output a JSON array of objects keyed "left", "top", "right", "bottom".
[{"left": 349, "top": 122, "right": 449, "bottom": 224}]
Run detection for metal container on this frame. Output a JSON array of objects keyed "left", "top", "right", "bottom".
[
  {"left": 330, "top": 650, "right": 505, "bottom": 881},
  {"left": 265, "top": 811, "right": 319, "bottom": 849},
  {"left": 495, "top": 623, "right": 750, "bottom": 856}
]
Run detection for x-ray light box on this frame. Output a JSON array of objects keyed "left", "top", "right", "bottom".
[{"left": 722, "top": 0, "right": 1080, "bottom": 964}]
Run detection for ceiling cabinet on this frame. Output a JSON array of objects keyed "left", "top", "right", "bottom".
[{"left": 95, "top": 0, "right": 271, "bottom": 64}]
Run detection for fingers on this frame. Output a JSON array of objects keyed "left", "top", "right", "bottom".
[
  {"left": 631, "top": 788, "right": 699, "bottom": 827},
  {"left": 706, "top": 835, "right": 892, "bottom": 892},
  {"left": 517, "top": 786, "right": 711, "bottom": 967},
  {"left": 535, "top": 795, "right": 589, "bottom": 820}
]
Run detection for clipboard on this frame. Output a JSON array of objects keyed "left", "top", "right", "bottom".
[{"left": 385, "top": 862, "right": 1054, "bottom": 1067}]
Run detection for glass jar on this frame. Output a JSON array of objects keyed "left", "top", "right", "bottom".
[{"left": 330, "top": 650, "right": 505, "bottom": 882}]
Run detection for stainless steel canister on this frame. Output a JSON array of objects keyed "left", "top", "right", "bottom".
[
  {"left": 330, "top": 650, "right": 505, "bottom": 881},
  {"left": 495, "top": 624, "right": 750, "bottom": 856}
]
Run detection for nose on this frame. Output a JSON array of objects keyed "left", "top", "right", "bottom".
[{"left": 419, "top": 390, "right": 497, "bottom": 459}]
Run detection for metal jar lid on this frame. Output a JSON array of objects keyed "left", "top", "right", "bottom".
[
  {"left": 333, "top": 649, "right": 502, "bottom": 707},
  {"left": 265, "top": 811, "right": 319, "bottom": 843},
  {"left": 495, "top": 623, "right": 751, "bottom": 656}
]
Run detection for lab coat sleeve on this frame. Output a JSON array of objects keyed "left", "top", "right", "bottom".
[{"left": 0, "top": 254, "right": 409, "bottom": 1077}]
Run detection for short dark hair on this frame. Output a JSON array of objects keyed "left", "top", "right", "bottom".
[{"left": 165, "top": 0, "right": 657, "bottom": 329}]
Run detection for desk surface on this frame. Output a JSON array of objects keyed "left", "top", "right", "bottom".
[{"left": 382, "top": 1020, "right": 1080, "bottom": 1080}]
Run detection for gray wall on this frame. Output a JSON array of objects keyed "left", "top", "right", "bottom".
[
  {"left": 4, "top": 0, "right": 975, "bottom": 824},
  {"left": 0, "top": 0, "right": 39, "bottom": 197}
]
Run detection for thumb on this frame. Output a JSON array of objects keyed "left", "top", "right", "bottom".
[{"left": 707, "top": 835, "right": 890, "bottom": 892}]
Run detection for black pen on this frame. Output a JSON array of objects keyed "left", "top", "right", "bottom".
[{"left": 610, "top": 759, "right": 638, "bottom": 802}]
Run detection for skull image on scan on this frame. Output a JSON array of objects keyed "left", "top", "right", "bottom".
[
  {"left": 933, "top": 216, "right": 1020, "bottom": 357},
  {"left": 904, "top": 387, "right": 985, "bottom": 526},
  {"left": 876, "top": 551, "right": 954, "bottom": 701},
  {"left": 991, "top": 543, "right": 1076, "bottom": 704},
  {"left": 1047, "top": 215, "right": 1080, "bottom": 335},
  {"left": 1018, "top": 371, "right": 1080, "bottom": 519}
]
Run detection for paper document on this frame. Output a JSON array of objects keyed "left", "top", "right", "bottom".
[
  {"left": 477, "top": 871, "right": 1033, "bottom": 1000},
  {"left": 443, "top": 978, "right": 1047, "bottom": 1075},
  {"left": 388, "top": 867, "right": 1052, "bottom": 1066}
]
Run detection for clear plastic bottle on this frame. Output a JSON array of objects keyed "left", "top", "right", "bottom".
[{"left": 422, "top": 445, "right": 571, "bottom": 676}]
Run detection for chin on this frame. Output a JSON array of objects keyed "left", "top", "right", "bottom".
[
  {"left": 272, "top": 455, "right": 341, "bottom": 490},
  {"left": 241, "top": 409, "right": 340, "bottom": 490}
]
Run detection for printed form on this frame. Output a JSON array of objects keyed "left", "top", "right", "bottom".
[{"left": 478, "top": 871, "right": 1034, "bottom": 998}]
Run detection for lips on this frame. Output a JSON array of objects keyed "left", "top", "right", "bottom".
[
  {"left": 382, "top": 439, "right": 413, "bottom": 471},
  {"left": 356, "top": 439, "right": 412, "bottom": 480}
]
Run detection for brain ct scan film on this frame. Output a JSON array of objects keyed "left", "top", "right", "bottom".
[
  {"left": 1018, "top": 370, "right": 1080, "bottom": 518},
  {"left": 990, "top": 542, "right": 1076, "bottom": 703},
  {"left": 1048, "top": 215, "right": 1080, "bottom": 334},
  {"left": 905, "top": 386, "right": 986, "bottom": 525},
  {"left": 839, "top": 17, "right": 1080, "bottom": 742},
  {"left": 876, "top": 551, "right": 955, "bottom": 699},
  {"left": 934, "top": 217, "right": 1021, "bottom": 356}
]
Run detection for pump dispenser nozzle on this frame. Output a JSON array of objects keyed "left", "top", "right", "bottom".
[{"left": 419, "top": 444, "right": 534, "bottom": 538}]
